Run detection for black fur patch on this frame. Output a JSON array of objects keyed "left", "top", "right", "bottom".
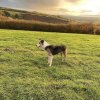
[{"left": 45, "top": 45, "right": 66, "bottom": 55}]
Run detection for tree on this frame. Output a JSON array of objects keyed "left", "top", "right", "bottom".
[
  {"left": 3, "top": 11, "right": 10, "bottom": 17},
  {"left": 14, "top": 14, "right": 19, "bottom": 19}
]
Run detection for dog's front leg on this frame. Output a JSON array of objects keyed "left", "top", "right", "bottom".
[
  {"left": 48, "top": 55, "right": 53, "bottom": 66},
  {"left": 49, "top": 55, "right": 53, "bottom": 66},
  {"left": 48, "top": 56, "right": 50, "bottom": 64}
]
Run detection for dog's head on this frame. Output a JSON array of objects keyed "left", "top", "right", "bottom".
[{"left": 36, "top": 39, "right": 49, "bottom": 49}]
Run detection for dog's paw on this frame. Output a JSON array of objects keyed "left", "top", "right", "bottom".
[{"left": 49, "top": 64, "right": 52, "bottom": 67}]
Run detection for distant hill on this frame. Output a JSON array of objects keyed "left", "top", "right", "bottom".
[
  {"left": 62, "top": 15, "right": 100, "bottom": 22},
  {"left": 0, "top": 7, "right": 69, "bottom": 24}
]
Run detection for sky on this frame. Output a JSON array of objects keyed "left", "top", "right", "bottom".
[{"left": 0, "top": 0, "right": 100, "bottom": 16}]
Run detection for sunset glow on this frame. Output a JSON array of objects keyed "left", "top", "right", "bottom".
[
  {"left": 60, "top": 0, "right": 100, "bottom": 15},
  {"left": 0, "top": 0, "right": 100, "bottom": 16}
]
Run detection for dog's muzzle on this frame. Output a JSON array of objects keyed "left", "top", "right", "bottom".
[{"left": 36, "top": 44, "right": 40, "bottom": 47}]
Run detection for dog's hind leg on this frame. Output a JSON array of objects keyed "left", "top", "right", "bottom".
[
  {"left": 63, "top": 49, "right": 67, "bottom": 62},
  {"left": 60, "top": 52, "right": 64, "bottom": 62}
]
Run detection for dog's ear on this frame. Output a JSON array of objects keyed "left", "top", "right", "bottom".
[{"left": 39, "top": 38, "right": 42, "bottom": 40}]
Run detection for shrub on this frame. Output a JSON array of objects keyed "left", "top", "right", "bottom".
[
  {"left": 3, "top": 11, "right": 10, "bottom": 17},
  {"left": 0, "top": 18, "right": 100, "bottom": 34}
]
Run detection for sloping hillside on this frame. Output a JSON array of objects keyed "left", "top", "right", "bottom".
[{"left": 0, "top": 7, "right": 69, "bottom": 24}]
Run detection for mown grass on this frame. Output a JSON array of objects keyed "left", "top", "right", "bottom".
[{"left": 0, "top": 29, "right": 100, "bottom": 100}]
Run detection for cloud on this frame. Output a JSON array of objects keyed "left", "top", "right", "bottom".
[
  {"left": 9, "top": 0, "right": 60, "bottom": 8},
  {"left": 58, "top": 8, "right": 94, "bottom": 16},
  {"left": 80, "top": 10, "right": 92, "bottom": 13},
  {"left": 58, "top": 8, "right": 72, "bottom": 13},
  {"left": 8, "top": 0, "right": 16, "bottom": 2},
  {"left": 64, "top": 0, "right": 81, "bottom": 4},
  {"left": 0, "top": 0, "right": 100, "bottom": 16},
  {"left": 5, "top": 0, "right": 61, "bottom": 12}
]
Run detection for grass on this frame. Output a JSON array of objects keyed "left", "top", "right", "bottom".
[{"left": 0, "top": 29, "right": 100, "bottom": 100}]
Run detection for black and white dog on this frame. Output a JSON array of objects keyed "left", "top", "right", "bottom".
[{"left": 36, "top": 39, "right": 67, "bottom": 66}]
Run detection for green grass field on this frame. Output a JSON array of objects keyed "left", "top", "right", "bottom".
[{"left": 0, "top": 29, "right": 100, "bottom": 100}]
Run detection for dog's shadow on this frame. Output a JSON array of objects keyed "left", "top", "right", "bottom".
[
  {"left": 36, "top": 57, "right": 72, "bottom": 68},
  {"left": 53, "top": 57, "right": 71, "bottom": 67},
  {"left": 22, "top": 56, "right": 72, "bottom": 68},
  {"left": 31, "top": 57, "right": 49, "bottom": 68}
]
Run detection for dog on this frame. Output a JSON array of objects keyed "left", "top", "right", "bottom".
[{"left": 36, "top": 39, "right": 67, "bottom": 66}]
